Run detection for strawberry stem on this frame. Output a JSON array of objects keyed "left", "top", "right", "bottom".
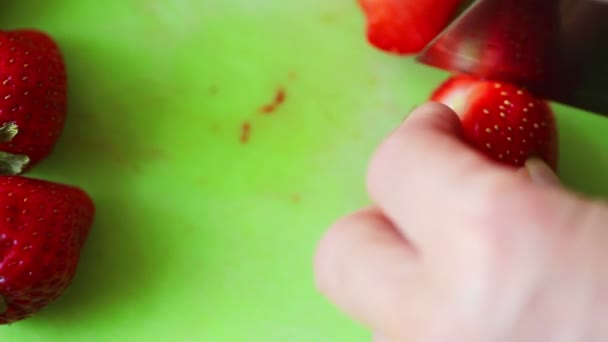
[
  {"left": 0, "top": 122, "right": 18, "bottom": 142},
  {"left": 0, "top": 121, "right": 30, "bottom": 175},
  {"left": 0, "top": 296, "right": 6, "bottom": 314},
  {"left": 0, "top": 152, "right": 29, "bottom": 175}
]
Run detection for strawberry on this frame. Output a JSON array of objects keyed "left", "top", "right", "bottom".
[
  {"left": 0, "top": 176, "right": 94, "bottom": 324},
  {"left": 358, "top": 0, "right": 462, "bottom": 55},
  {"left": 0, "top": 29, "right": 67, "bottom": 175},
  {"left": 430, "top": 75, "right": 558, "bottom": 169}
]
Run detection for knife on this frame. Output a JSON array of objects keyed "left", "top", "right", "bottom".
[{"left": 416, "top": 0, "right": 608, "bottom": 116}]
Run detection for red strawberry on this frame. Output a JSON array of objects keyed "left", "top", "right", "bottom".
[
  {"left": 0, "top": 29, "right": 67, "bottom": 175},
  {"left": 430, "top": 75, "right": 558, "bottom": 169},
  {"left": 0, "top": 176, "right": 94, "bottom": 324},
  {"left": 358, "top": 0, "right": 462, "bottom": 55}
]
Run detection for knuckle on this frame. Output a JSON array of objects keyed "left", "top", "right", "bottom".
[
  {"left": 313, "top": 211, "right": 367, "bottom": 294},
  {"left": 366, "top": 134, "right": 401, "bottom": 200},
  {"left": 366, "top": 127, "right": 432, "bottom": 199},
  {"left": 463, "top": 176, "right": 555, "bottom": 259}
]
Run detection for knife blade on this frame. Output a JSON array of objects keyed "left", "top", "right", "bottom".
[{"left": 417, "top": 0, "right": 608, "bottom": 116}]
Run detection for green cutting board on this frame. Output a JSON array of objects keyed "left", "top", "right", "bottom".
[{"left": 0, "top": 1, "right": 607, "bottom": 341}]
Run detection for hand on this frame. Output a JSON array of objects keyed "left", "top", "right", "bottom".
[{"left": 314, "top": 102, "right": 608, "bottom": 341}]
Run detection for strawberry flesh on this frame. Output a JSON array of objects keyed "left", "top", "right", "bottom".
[
  {"left": 0, "top": 176, "right": 94, "bottom": 324},
  {"left": 358, "top": 0, "right": 462, "bottom": 55},
  {"left": 431, "top": 75, "right": 558, "bottom": 169}
]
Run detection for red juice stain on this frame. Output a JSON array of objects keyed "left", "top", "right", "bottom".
[
  {"left": 260, "top": 87, "right": 286, "bottom": 114},
  {"left": 208, "top": 85, "right": 219, "bottom": 95},
  {"left": 209, "top": 123, "right": 221, "bottom": 135},
  {"left": 240, "top": 121, "right": 252, "bottom": 144}
]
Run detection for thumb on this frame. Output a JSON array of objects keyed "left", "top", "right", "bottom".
[{"left": 521, "top": 158, "right": 561, "bottom": 186}]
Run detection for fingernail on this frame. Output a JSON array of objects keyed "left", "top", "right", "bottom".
[{"left": 524, "top": 158, "right": 560, "bottom": 186}]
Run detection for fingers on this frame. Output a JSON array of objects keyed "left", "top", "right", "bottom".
[
  {"left": 366, "top": 102, "right": 515, "bottom": 254},
  {"left": 314, "top": 207, "right": 431, "bottom": 338}
]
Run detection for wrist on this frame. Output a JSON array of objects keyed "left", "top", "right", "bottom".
[{"left": 578, "top": 201, "right": 608, "bottom": 341}]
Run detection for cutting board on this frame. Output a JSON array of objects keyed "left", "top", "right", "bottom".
[{"left": 1, "top": 1, "right": 608, "bottom": 341}]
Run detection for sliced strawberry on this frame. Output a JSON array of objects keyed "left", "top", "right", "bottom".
[
  {"left": 431, "top": 75, "right": 558, "bottom": 169},
  {"left": 358, "top": 0, "right": 463, "bottom": 55}
]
